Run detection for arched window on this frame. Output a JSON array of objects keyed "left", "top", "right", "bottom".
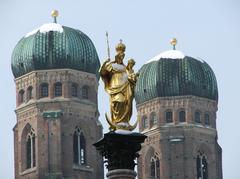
[
  {"left": 26, "top": 128, "right": 36, "bottom": 169},
  {"left": 71, "top": 83, "right": 78, "bottom": 97},
  {"left": 196, "top": 152, "right": 208, "bottom": 179},
  {"left": 27, "top": 86, "right": 33, "bottom": 101},
  {"left": 18, "top": 90, "right": 25, "bottom": 104},
  {"left": 40, "top": 83, "right": 49, "bottom": 98},
  {"left": 54, "top": 82, "right": 62, "bottom": 97},
  {"left": 204, "top": 114, "right": 210, "bottom": 126},
  {"left": 150, "top": 156, "right": 160, "bottom": 179},
  {"left": 142, "top": 116, "right": 148, "bottom": 129},
  {"left": 179, "top": 110, "right": 186, "bottom": 122},
  {"left": 195, "top": 111, "right": 201, "bottom": 123},
  {"left": 165, "top": 111, "right": 173, "bottom": 123},
  {"left": 82, "top": 85, "right": 89, "bottom": 99},
  {"left": 73, "top": 127, "right": 86, "bottom": 165},
  {"left": 150, "top": 112, "right": 157, "bottom": 127}
]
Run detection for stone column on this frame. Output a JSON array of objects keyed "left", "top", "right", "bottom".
[
  {"left": 49, "top": 81, "right": 54, "bottom": 99},
  {"left": 62, "top": 80, "right": 68, "bottom": 98},
  {"left": 106, "top": 169, "right": 137, "bottom": 179},
  {"left": 94, "top": 131, "right": 146, "bottom": 179},
  {"left": 43, "top": 111, "right": 63, "bottom": 178}
]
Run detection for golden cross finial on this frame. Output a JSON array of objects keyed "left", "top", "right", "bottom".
[
  {"left": 170, "top": 38, "right": 177, "bottom": 50},
  {"left": 51, "top": 10, "right": 59, "bottom": 23}
]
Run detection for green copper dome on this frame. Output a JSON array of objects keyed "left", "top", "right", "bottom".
[
  {"left": 11, "top": 23, "right": 100, "bottom": 78},
  {"left": 135, "top": 50, "right": 218, "bottom": 104}
]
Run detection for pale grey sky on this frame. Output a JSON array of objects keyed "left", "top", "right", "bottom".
[{"left": 0, "top": 0, "right": 239, "bottom": 178}]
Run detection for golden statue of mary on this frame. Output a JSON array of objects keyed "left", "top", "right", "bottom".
[{"left": 99, "top": 40, "right": 138, "bottom": 131}]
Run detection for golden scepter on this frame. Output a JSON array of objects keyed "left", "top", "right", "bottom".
[{"left": 106, "top": 31, "right": 110, "bottom": 59}]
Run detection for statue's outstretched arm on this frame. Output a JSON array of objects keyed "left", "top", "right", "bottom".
[{"left": 99, "top": 58, "right": 111, "bottom": 76}]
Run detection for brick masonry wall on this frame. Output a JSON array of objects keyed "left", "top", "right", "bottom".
[
  {"left": 13, "top": 69, "right": 104, "bottom": 179},
  {"left": 137, "top": 96, "right": 222, "bottom": 179}
]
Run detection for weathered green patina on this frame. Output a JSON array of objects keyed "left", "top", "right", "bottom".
[
  {"left": 11, "top": 26, "right": 100, "bottom": 78},
  {"left": 42, "top": 110, "right": 63, "bottom": 119},
  {"left": 135, "top": 56, "right": 218, "bottom": 104}
]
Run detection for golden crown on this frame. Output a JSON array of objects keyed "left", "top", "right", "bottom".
[{"left": 115, "top": 40, "right": 126, "bottom": 53}]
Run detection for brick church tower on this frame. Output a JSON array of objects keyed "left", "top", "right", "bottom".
[
  {"left": 11, "top": 11, "right": 104, "bottom": 179},
  {"left": 135, "top": 40, "right": 222, "bottom": 179}
]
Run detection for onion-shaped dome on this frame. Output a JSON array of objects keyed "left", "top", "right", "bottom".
[
  {"left": 135, "top": 49, "right": 218, "bottom": 104},
  {"left": 11, "top": 22, "right": 100, "bottom": 78}
]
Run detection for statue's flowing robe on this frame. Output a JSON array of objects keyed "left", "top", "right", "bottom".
[{"left": 99, "top": 62, "right": 134, "bottom": 123}]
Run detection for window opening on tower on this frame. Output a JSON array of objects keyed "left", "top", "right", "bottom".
[
  {"left": 196, "top": 152, "right": 208, "bottom": 179},
  {"left": 150, "top": 155, "right": 160, "bottom": 179},
  {"left": 165, "top": 111, "right": 173, "bottom": 123},
  {"left": 40, "top": 83, "right": 49, "bottom": 98},
  {"left": 179, "top": 110, "right": 186, "bottom": 122},
  {"left": 54, "top": 82, "right": 62, "bottom": 97},
  {"left": 26, "top": 128, "right": 36, "bottom": 169},
  {"left": 73, "top": 127, "right": 86, "bottom": 165}
]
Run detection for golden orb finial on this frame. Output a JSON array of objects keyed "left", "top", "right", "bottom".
[
  {"left": 51, "top": 10, "right": 59, "bottom": 23},
  {"left": 170, "top": 38, "right": 177, "bottom": 50},
  {"left": 51, "top": 10, "right": 59, "bottom": 17}
]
